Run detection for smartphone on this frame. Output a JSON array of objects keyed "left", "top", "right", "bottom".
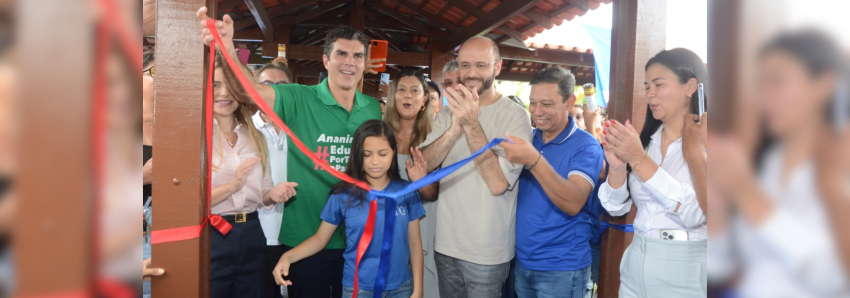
[
  {"left": 369, "top": 40, "right": 388, "bottom": 73},
  {"left": 379, "top": 73, "right": 390, "bottom": 100},
  {"left": 695, "top": 83, "right": 706, "bottom": 117},
  {"left": 660, "top": 230, "right": 688, "bottom": 241}
]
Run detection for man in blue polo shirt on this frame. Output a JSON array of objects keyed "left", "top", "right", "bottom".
[{"left": 503, "top": 67, "right": 604, "bottom": 298}]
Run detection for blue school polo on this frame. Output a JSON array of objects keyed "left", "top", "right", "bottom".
[
  {"left": 320, "top": 179, "right": 426, "bottom": 291},
  {"left": 516, "top": 115, "right": 604, "bottom": 271}
]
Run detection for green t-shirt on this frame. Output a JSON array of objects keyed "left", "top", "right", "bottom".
[{"left": 272, "top": 78, "right": 381, "bottom": 249}]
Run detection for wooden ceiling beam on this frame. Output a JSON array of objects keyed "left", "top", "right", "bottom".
[
  {"left": 388, "top": 0, "right": 460, "bottom": 33},
  {"left": 233, "top": 0, "right": 320, "bottom": 31},
  {"left": 368, "top": 0, "right": 449, "bottom": 38},
  {"left": 446, "top": 0, "right": 545, "bottom": 49},
  {"left": 243, "top": 0, "right": 275, "bottom": 41},
  {"left": 218, "top": 0, "right": 244, "bottom": 11},
  {"left": 498, "top": 45, "right": 594, "bottom": 67},
  {"left": 523, "top": 8, "right": 553, "bottom": 30},
  {"left": 496, "top": 2, "right": 582, "bottom": 44}
]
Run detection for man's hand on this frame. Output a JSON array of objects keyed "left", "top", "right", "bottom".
[
  {"left": 196, "top": 7, "right": 234, "bottom": 54},
  {"left": 502, "top": 132, "right": 538, "bottom": 167},
  {"left": 444, "top": 85, "right": 480, "bottom": 129}
]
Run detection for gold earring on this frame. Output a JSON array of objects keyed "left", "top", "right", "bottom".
[{"left": 421, "top": 105, "right": 426, "bottom": 111}]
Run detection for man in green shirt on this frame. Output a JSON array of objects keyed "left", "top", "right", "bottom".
[{"left": 198, "top": 9, "right": 381, "bottom": 298}]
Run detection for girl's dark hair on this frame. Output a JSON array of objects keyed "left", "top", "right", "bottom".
[
  {"left": 639, "top": 48, "right": 708, "bottom": 150},
  {"left": 143, "top": 48, "right": 155, "bottom": 68},
  {"left": 329, "top": 119, "right": 402, "bottom": 207}
]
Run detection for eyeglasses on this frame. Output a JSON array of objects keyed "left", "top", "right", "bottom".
[
  {"left": 143, "top": 66, "right": 154, "bottom": 78},
  {"left": 458, "top": 61, "right": 497, "bottom": 71}
]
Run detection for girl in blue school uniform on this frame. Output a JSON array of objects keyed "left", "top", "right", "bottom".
[{"left": 273, "top": 119, "right": 426, "bottom": 298}]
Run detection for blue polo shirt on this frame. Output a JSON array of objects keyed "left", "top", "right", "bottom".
[
  {"left": 516, "top": 115, "right": 604, "bottom": 271},
  {"left": 320, "top": 179, "right": 426, "bottom": 291}
]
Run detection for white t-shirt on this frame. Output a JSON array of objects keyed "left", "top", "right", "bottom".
[
  {"left": 252, "top": 112, "right": 287, "bottom": 246},
  {"left": 420, "top": 94, "right": 532, "bottom": 265}
]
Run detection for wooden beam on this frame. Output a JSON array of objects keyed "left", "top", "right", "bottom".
[
  {"left": 435, "top": 3, "right": 452, "bottom": 19},
  {"left": 295, "top": 27, "right": 332, "bottom": 44},
  {"left": 598, "top": 1, "right": 666, "bottom": 298},
  {"left": 234, "top": 0, "right": 320, "bottom": 31},
  {"left": 244, "top": 0, "right": 275, "bottom": 41},
  {"left": 262, "top": 25, "right": 290, "bottom": 57},
  {"left": 351, "top": 0, "right": 366, "bottom": 31},
  {"left": 446, "top": 0, "right": 545, "bottom": 49},
  {"left": 497, "top": 25, "right": 526, "bottom": 44},
  {"left": 151, "top": 0, "right": 214, "bottom": 296},
  {"left": 496, "top": 71, "right": 533, "bottom": 82},
  {"left": 369, "top": 29, "right": 402, "bottom": 52},
  {"left": 367, "top": 0, "right": 430, "bottom": 34},
  {"left": 565, "top": 0, "right": 589, "bottom": 12},
  {"left": 219, "top": 0, "right": 244, "bottom": 11},
  {"left": 499, "top": 46, "right": 594, "bottom": 67},
  {"left": 496, "top": 1, "right": 584, "bottom": 44},
  {"left": 388, "top": 0, "right": 460, "bottom": 33},
  {"left": 17, "top": 0, "right": 94, "bottom": 294},
  {"left": 366, "top": 15, "right": 419, "bottom": 32},
  {"left": 233, "top": 27, "right": 265, "bottom": 41},
  {"left": 282, "top": 0, "right": 349, "bottom": 25},
  {"left": 523, "top": 8, "right": 552, "bottom": 29},
  {"left": 430, "top": 39, "right": 451, "bottom": 86},
  {"left": 288, "top": 44, "right": 431, "bottom": 66}
]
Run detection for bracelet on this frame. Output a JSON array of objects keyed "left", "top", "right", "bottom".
[
  {"left": 525, "top": 152, "right": 541, "bottom": 170},
  {"left": 631, "top": 153, "right": 648, "bottom": 172}
]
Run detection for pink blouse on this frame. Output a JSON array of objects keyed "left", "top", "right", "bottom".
[{"left": 210, "top": 120, "right": 273, "bottom": 215}]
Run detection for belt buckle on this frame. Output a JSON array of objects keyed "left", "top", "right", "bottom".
[{"left": 235, "top": 212, "right": 246, "bottom": 223}]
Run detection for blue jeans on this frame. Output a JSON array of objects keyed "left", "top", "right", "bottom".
[
  {"left": 342, "top": 278, "right": 413, "bottom": 298},
  {"left": 514, "top": 262, "right": 591, "bottom": 298}
]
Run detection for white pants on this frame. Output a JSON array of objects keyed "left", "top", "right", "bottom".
[{"left": 619, "top": 234, "right": 706, "bottom": 298}]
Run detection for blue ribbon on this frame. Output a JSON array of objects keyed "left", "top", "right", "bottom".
[
  {"left": 364, "top": 138, "right": 507, "bottom": 295},
  {"left": 371, "top": 194, "right": 396, "bottom": 298},
  {"left": 371, "top": 138, "right": 507, "bottom": 199}
]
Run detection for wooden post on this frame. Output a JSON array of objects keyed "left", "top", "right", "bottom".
[
  {"left": 351, "top": 0, "right": 366, "bottom": 31},
  {"left": 429, "top": 40, "right": 451, "bottom": 88},
  {"left": 16, "top": 0, "right": 94, "bottom": 295},
  {"left": 150, "top": 0, "right": 215, "bottom": 296},
  {"left": 598, "top": 0, "right": 666, "bottom": 297},
  {"left": 262, "top": 25, "right": 290, "bottom": 59}
]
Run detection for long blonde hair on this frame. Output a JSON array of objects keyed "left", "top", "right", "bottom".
[
  {"left": 212, "top": 55, "right": 269, "bottom": 175},
  {"left": 383, "top": 71, "right": 434, "bottom": 148}
]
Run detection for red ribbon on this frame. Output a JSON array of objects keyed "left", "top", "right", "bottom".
[
  {"left": 351, "top": 199, "right": 378, "bottom": 297},
  {"left": 152, "top": 18, "right": 375, "bottom": 244},
  {"left": 149, "top": 18, "right": 381, "bottom": 298}
]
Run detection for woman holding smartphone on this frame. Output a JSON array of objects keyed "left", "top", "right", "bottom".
[{"left": 598, "top": 48, "right": 707, "bottom": 298}]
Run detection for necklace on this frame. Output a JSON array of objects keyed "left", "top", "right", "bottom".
[
  {"left": 223, "top": 131, "right": 237, "bottom": 148},
  {"left": 396, "top": 129, "right": 412, "bottom": 144}
]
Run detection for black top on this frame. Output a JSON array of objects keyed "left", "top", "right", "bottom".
[{"left": 143, "top": 145, "right": 152, "bottom": 204}]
